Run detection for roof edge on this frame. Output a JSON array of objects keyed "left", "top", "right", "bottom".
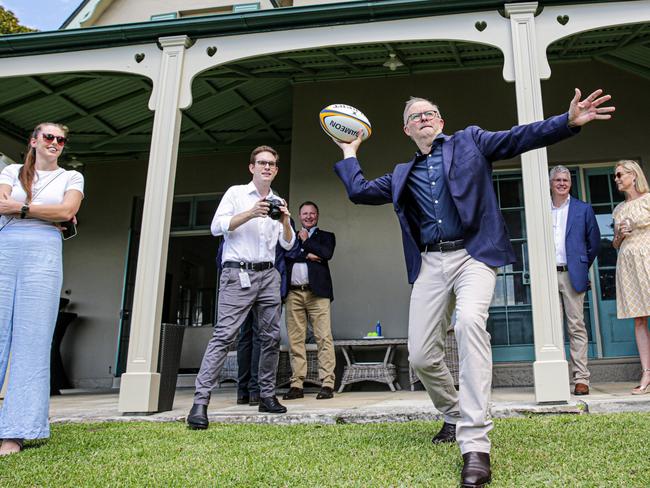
[{"left": 0, "top": 0, "right": 628, "bottom": 58}]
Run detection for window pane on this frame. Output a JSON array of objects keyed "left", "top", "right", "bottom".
[
  {"left": 498, "top": 179, "right": 522, "bottom": 208},
  {"left": 588, "top": 174, "right": 610, "bottom": 204},
  {"left": 507, "top": 309, "right": 534, "bottom": 345},
  {"left": 503, "top": 210, "right": 525, "bottom": 239},
  {"left": 487, "top": 310, "right": 508, "bottom": 345},
  {"left": 171, "top": 200, "right": 192, "bottom": 229},
  {"left": 598, "top": 269, "right": 617, "bottom": 300},
  {"left": 597, "top": 237, "right": 617, "bottom": 268},
  {"left": 195, "top": 199, "right": 218, "bottom": 228}
]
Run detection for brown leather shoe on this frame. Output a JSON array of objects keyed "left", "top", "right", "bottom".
[
  {"left": 574, "top": 383, "right": 589, "bottom": 396},
  {"left": 461, "top": 451, "right": 491, "bottom": 487}
]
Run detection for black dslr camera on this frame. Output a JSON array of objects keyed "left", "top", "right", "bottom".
[{"left": 265, "top": 196, "right": 284, "bottom": 220}]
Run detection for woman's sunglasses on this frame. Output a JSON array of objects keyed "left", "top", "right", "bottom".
[
  {"left": 40, "top": 133, "right": 68, "bottom": 146},
  {"left": 613, "top": 171, "right": 630, "bottom": 180}
]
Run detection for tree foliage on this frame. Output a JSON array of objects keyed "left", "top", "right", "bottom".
[{"left": 0, "top": 6, "right": 36, "bottom": 34}]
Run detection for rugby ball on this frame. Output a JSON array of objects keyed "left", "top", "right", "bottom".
[{"left": 319, "top": 104, "right": 372, "bottom": 142}]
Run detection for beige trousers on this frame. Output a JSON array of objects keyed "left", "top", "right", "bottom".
[
  {"left": 409, "top": 249, "right": 496, "bottom": 454},
  {"left": 557, "top": 270, "right": 590, "bottom": 385},
  {"left": 286, "top": 289, "right": 336, "bottom": 388}
]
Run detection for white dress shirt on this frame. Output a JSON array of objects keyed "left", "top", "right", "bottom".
[
  {"left": 211, "top": 181, "right": 295, "bottom": 264},
  {"left": 551, "top": 195, "right": 570, "bottom": 266},
  {"left": 290, "top": 227, "right": 317, "bottom": 285}
]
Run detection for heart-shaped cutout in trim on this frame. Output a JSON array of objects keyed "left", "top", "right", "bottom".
[
  {"left": 134, "top": 53, "right": 145, "bottom": 63},
  {"left": 475, "top": 21, "right": 487, "bottom": 32},
  {"left": 557, "top": 15, "right": 569, "bottom": 26},
  {"left": 207, "top": 46, "right": 217, "bottom": 57}
]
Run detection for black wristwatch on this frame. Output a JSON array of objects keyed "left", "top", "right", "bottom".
[{"left": 20, "top": 204, "right": 30, "bottom": 219}]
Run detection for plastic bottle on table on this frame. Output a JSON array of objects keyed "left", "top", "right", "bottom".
[{"left": 375, "top": 321, "right": 382, "bottom": 337}]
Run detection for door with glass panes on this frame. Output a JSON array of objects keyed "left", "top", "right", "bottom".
[
  {"left": 487, "top": 170, "right": 598, "bottom": 362},
  {"left": 584, "top": 167, "right": 636, "bottom": 357}
]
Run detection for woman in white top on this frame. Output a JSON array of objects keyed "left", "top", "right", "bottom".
[{"left": 0, "top": 122, "right": 84, "bottom": 455}]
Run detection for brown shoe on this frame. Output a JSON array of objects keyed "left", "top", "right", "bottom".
[
  {"left": 461, "top": 451, "right": 491, "bottom": 487},
  {"left": 574, "top": 383, "right": 589, "bottom": 396}
]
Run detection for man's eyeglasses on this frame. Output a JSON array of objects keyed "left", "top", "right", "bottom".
[
  {"left": 40, "top": 133, "right": 68, "bottom": 146},
  {"left": 255, "top": 160, "right": 277, "bottom": 168},
  {"left": 614, "top": 171, "right": 631, "bottom": 180},
  {"left": 407, "top": 110, "right": 441, "bottom": 123}
]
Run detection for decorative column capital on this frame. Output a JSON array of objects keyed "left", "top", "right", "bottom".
[
  {"left": 505, "top": 2, "right": 538, "bottom": 17},
  {"left": 158, "top": 35, "right": 193, "bottom": 50}
]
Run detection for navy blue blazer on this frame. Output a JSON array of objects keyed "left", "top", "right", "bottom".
[
  {"left": 335, "top": 113, "right": 579, "bottom": 284},
  {"left": 564, "top": 197, "right": 600, "bottom": 293},
  {"left": 286, "top": 228, "right": 336, "bottom": 301}
]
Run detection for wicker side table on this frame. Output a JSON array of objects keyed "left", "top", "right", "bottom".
[{"left": 334, "top": 338, "right": 407, "bottom": 392}]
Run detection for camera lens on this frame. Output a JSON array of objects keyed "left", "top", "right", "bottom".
[{"left": 268, "top": 205, "right": 282, "bottom": 220}]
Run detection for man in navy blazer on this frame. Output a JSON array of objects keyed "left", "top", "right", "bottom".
[
  {"left": 333, "top": 89, "right": 614, "bottom": 487},
  {"left": 549, "top": 165, "right": 600, "bottom": 397},
  {"left": 283, "top": 201, "right": 337, "bottom": 401}
]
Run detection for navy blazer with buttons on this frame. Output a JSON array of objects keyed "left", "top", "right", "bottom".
[
  {"left": 563, "top": 197, "right": 600, "bottom": 293},
  {"left": 286, "top": 228, "right": 336, "bottom": 301},
  {"left": 335, "top": 113, "right": 580, "bottom": 284}
]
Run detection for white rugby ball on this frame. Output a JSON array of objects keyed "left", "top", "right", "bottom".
[{"left": 319, "top": 104, "right": 372, "bottom": 143}]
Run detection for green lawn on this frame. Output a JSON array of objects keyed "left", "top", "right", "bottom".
[{"left": 1, "top": 413, "right": 648, "bottom": 487}]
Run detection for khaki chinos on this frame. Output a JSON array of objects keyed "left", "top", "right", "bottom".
[
  {"left": 557, "top": 270, "right": 590, "bottom": 386},
  {"left": 286, "top": 288, "right": 335, "bottom": 388},
  {"left": 408, "top": 249, "right": 496, "bottom": 455}
]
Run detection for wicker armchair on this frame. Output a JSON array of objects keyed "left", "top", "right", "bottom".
[{"left": 409, "top": 330, "right": 459, "bottom": 390}]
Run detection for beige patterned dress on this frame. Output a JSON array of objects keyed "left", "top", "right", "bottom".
[{"left": 613, "top": 193, "right": 650, "bottom": 319}]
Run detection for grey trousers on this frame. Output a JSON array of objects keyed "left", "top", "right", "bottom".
[
  {"left": 194, "top": 267, "right": 282, "bottom": 404},
  {"left": 557, "top": 270, "right": 590, "bottom": 385},
  {"left": 408, "top": 249, "right": 496, "bottom": 454}
]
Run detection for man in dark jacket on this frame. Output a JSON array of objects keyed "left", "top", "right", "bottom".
[
  {"left": 283, "top": 201, "right": 336, "bottom": 400},
  {"left": 549, "top": 165, "right": 600, "bottom": 396},
  {"left": 333, "top": 89, "right": 614, "bottom": 487}
]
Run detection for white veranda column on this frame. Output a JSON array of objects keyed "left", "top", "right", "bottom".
[
  {"left": 118, "top": 35, "right": 192, "bottom": 413},
  {"left": 505, "top": 2, "right": 570, "bottom": 403}
]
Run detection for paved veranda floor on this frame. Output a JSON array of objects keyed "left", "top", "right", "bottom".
[{"left": 48, "top": 382, "right": 650, "bottom": 425}]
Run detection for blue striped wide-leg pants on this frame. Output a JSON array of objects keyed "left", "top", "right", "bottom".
[{"left": 0, "top": 225, "right": 62, "bottom": 440}]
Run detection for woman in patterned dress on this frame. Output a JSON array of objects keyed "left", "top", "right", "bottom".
[{"left": 612, "top": 160, "right": 650, "bottom": 395}]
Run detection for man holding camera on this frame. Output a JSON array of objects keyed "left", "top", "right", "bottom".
[{"left": 187, "top": 145, "right": 295, "bottom": 429}]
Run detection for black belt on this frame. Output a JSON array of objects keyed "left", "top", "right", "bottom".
[
  {"left": 223, "top": 261, "right": 273, "bottom": 272},
  {"left": 420, "top": 239, "right": 465, "bottom": 253},
  {"left": 557, "top": 265, "right": 568, "bottom": 272},
  {"left": 290, "top": 284, "right": 311, "bottom": 291}
]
